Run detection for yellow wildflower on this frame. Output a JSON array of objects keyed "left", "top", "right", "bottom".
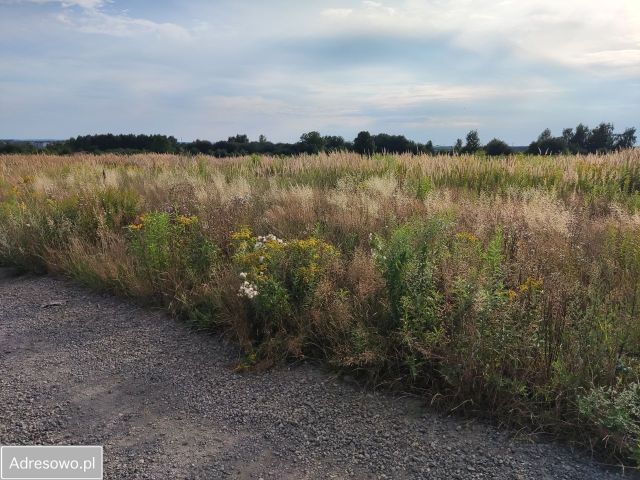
[
  {"left": 232, "top": 227, "right": 253, "bottom": 242},
  {"left": 456, "top": 231, "right": 480, "bottom": 243},
  {"left": 176, "top": 215, "right": 198, "bottom": 226},
  {"left": 519, "top": 277, "right": 544, "bottom": 294}
]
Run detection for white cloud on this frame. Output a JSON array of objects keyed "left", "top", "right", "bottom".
[
  {"left": 203, "top": 95, "right": 292, "bottom": 115},
  {"left": 5, "top": 0, "right": 191, "bottom": 39},
  {"left": 308, "top": 80, "right": 561, "bottom": 111},
  {"left": 55, "top": 10, "right": 191, "bottom": 39},
  {"left": 317, "top": 0, "right": 640, "bottom": 75},
  {"left": 321, "top": 8, "right": 353, "bottom": 19},
  {"left": 2, "top": 0, "right": 106, "bottom": 8},
  {"left": 60, "top": 0, "right": 104, "bottom": 8},
  {"left": 362, "top": 0, "right": 396, "bottom": 16}
]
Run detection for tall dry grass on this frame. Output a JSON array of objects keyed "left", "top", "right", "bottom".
[{"left": 2, "top": 151, "right": 640, "bottom": 464}]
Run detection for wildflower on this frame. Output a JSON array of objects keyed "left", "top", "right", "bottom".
[
  {"left": 519, "top": 277, "right": 544, "bottom": 294},
  {"left": 175, "top": 215, "right": 198, "bottom": 226},
  {"left": 257, "top": 234, "right": 284, "bottom": 245},
  {"left": 456, "top": 231, "right": 480, "bottom": 243},
  {"left": 231, "top": 227, "right": 253, "bottom": 242},
  {"left": 239, "top": 272, "right": 247, "bottom": 279},
  {"left": 254, "top": 241, "right": 264, "bottom": 250},
  {"left": 238, "top": 281, "right": 258, "bottom": 299}
]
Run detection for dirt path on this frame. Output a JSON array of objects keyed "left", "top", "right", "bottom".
[{"left": 0, "top": 270, "right": 634, "bottom": 479}]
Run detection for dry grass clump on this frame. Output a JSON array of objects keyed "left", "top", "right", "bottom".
[{"left": 2, "top": 151, "right": 640, "bottom": 465}]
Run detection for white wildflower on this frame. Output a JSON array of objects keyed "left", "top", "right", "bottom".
[
  {"left": 238, "top": 281, "right": 259, "bottom": 299},
  {"left": 257, "top": 233, "right": 284, "bottom": 245}
]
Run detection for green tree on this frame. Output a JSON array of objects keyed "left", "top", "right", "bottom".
[
  {"left": 323, "top": 135, "right": 346, "bottom": 152},
  {"left": 484, "top": 138, "right": 512, "bottom": 156},
  {"left": 453, "top": 138, "right": 463, "bottom": 154},
  {"left": 228, "top": 134, "right": 249, "bottom": 144},
  {"left": 353, "top": 131, "right": 375, "bottom": 155},
  {"left": 527, "top": 128, "right": 567, "bottom": 155},
  {"left": 299, "top": 131, "right": 325, "bottom": 153},
  {"left": 614, "top": 127, "right": 637, "bottom": 150},
  {"left": 570, "top": 124, "right": 590, "bottom": 153},
  {"left": 423, "top": 140, "right": 434, "bottom": 155},
  {"left": 588, "top": 123, "right": 615, "bottom": 153},
  {"left": 538, "top": 128, "right": 552, "bottom": 142},
  {"left": 463, "top": 130, "right": 481, "bottom": 153}
]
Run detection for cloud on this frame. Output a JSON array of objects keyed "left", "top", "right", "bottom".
[
  {"left": 59, "top": 0, "right": 104, "bottom": 8},
  {"left": 307, "top": 79, "right": 561, "bottom": 111},
  {"left": 203, "top": 95, "right": 292, "bottom": 115},
  {"left": 5, "top": 0, "right": 191, "bottom": 39},
  {"left": 316, "top": 0, "right": 640, "bottom": 75},
  {"left": 2, "top": 0, "right": 106, "bottom": 8},
  {"left": 55, "top": 10, "right": 191, "bottom": 39},
  {"left": 0, "top": 0, "right": 637, "bottom": 143},
  {"left": 321, "top": 8, "right": 353, "bottom": 19},
  {"left": 362, "top": 0, "right": 396, "bottom": 15}
]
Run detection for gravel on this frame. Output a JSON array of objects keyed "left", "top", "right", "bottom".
[{"left": 0, "top": 269, "right": 636, "bottom": 479}]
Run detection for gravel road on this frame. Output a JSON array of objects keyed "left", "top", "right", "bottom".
[{"left": 0, "top": 269, "right": 636, "bottom": 479}]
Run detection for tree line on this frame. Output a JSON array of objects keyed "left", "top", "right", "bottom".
[{"left": 1, "top": 123, "right": 636, "bottom": 156}]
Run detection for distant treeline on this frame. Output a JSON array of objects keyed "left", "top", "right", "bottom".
[{"left": 1, "top": 123, "right": 636, "bottom": 156}]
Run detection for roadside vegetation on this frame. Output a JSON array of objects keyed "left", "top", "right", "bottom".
[{"left": 2, "top": 151, "right": 640, "bottom": 465}]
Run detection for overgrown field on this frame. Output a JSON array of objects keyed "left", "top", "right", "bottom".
[{"left": 2, "top": 152, "right": 640, "bottom": 463}]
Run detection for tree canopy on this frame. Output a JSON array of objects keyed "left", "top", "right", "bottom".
[
  {"left": 2, "top": 122, "right": 635, "bottom": 157},
  {"left": 528, "top": 123, "right": 636, "bottom": 155},
  {"left": 484, "top": 138, "right": 512, "bottom": 156}
]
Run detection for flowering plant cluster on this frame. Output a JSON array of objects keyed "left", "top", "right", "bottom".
[
  {"left": 126, "top": 211, "right": 218, "bottom": 283},
  {"left": 232, "top": 227, "right": 338, "bottom": 307},
  {"left": 232, "top": 228, "right": 286, "bottom": 300},
  {"left": 238, "top": 280, "right": 259, "bottom": 299},
  {"left": 230, "top": 226, "right": 340, "bottom": 348},
  {"left": 254, "top": 234, "right": 284, "bottom": 250}
]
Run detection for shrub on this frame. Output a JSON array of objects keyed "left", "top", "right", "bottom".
[
  {"left": 578, "top": 384, "right": 640, "bottom": 460},
  {"left": 231, "top": 228, "right": 339, "bottom": 353},
  {"left": 484, "top": 138, "right": 513, "bottom": 156},
  {"left": 126, "top": 212, "right": 220, "bottom": 311}
]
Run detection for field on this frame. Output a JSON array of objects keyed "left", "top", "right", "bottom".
[{"left": 2, "top": 151, "right": 640, "bottom": 464}]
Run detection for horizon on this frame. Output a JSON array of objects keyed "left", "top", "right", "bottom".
[
  {"left": 1, "top": 1, "right": 639, "bottom": 145},
  {"left": 0, "top": 129, "right": 617, "bottom": 148}
]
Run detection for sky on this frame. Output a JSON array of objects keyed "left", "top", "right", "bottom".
[{"left": 0, "top": 0, "right": 639, "bottom": 145}]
